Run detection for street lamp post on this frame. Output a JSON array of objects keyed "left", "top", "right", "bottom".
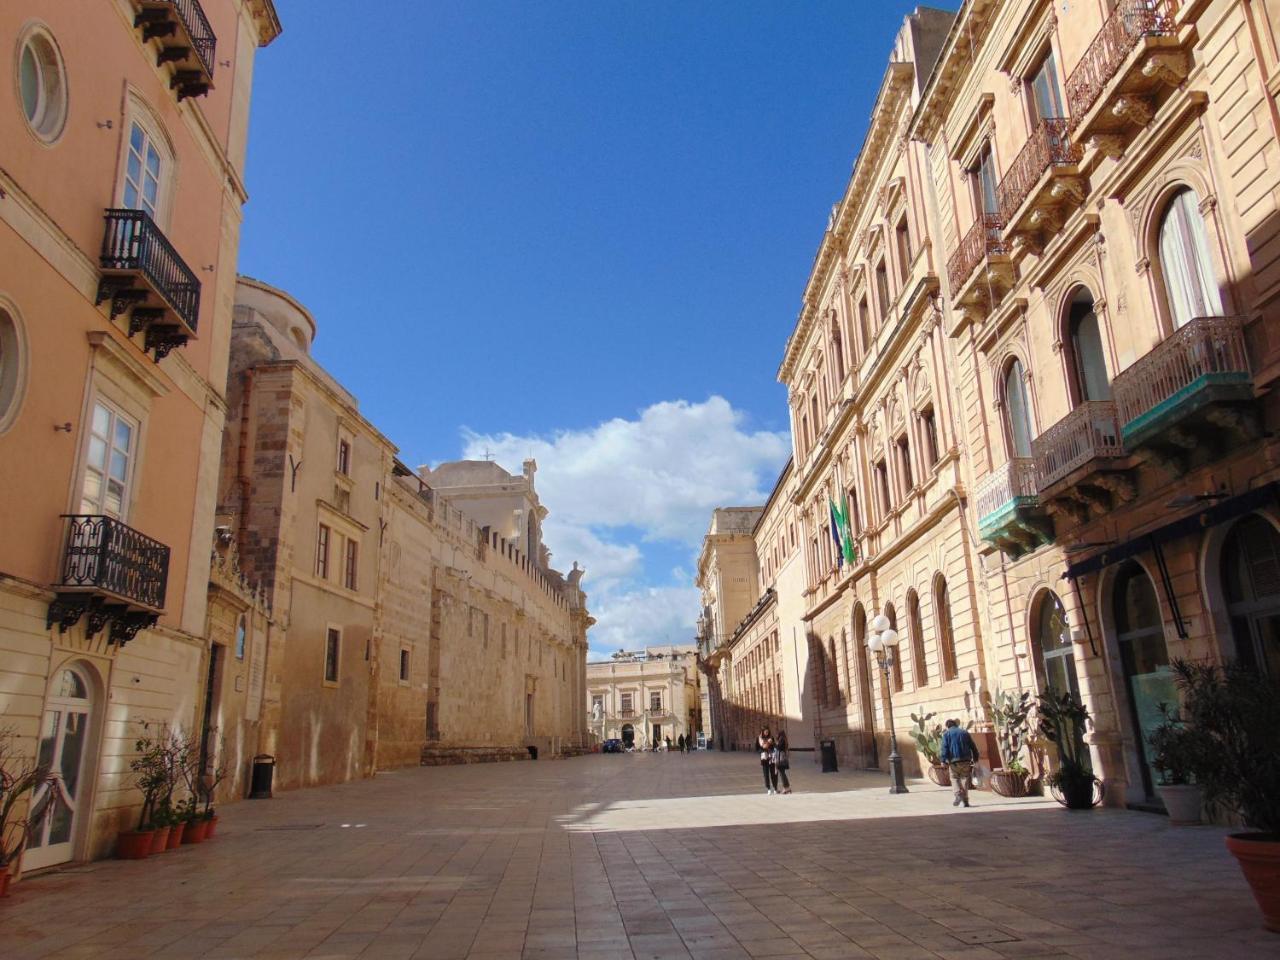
[{"left": 868, "top": 614, "right": 909, "bottom": 794}]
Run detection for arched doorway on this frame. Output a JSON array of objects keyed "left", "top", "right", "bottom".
[
  {"left": 621, "top": 723, "right": 634, "bottom": 748},
  {"left": 25, "top": 665, "right": 96, "bottom": 870},
  {"left": 1113, "top": 562, "right": 1173, "bottom": 798},
  {"left": 1031, "top": 590, "right": 1088, "bottom": 772},
  {"left": 1221, "top": 515, "right": 1280, "bottom": 678},
  {"left": 1065, "top": 287, "right": 1111, "bottom": 403},
  {"left": 853, "top": 604, "right": 877, "bottom": 769}
]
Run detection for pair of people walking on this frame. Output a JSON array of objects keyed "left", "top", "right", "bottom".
[
  {"left": 939, "top": 718, "right": 980, "bottom": 807},
  {"left": 757, "top": 726, "right": 791, "bottom": 795}
]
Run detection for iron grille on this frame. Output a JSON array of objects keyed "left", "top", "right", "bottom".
[
  {"left": 100, "top": 208, "right": 201, "bottom": 334},
  {"left": 56, "top": 515, "right": 169, "bottom": 611}
]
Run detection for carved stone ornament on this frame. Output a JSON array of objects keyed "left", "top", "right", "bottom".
[
  {"left": 1188, "top": 138, "right": 1204, "bottom": 161},
  {"left": 1088, "top": 135, "right": 1126, "bottom": 160},
  {"left": 1112, "top": 96, "right": 1154, "bottom": 127},
  {"left": 1142, "top": 52, "right": 1189, "bottom": 88}
]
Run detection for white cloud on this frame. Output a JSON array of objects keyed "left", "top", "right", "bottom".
[{"left": 459, "top": 396, "right": 788, "bottom": 652}]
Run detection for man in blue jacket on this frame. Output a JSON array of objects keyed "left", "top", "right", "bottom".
[{"left": 939, "top": 719, "right": 980, "bottom": 807}]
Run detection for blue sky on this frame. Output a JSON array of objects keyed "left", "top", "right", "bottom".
[{"left": 239, "top": 1, "right": 940, "bottom": 658}]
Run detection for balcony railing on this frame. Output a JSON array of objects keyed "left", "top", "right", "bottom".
[
  {"left": 56, "top": 515, "right": 169, "bottom": 610},
  {"left": 1065, "top": 0, "right": 1179, "bottom": 123},
  {"left": 997, "top": 119, "right": 1082, "bottom": 225},
  {"left": 947, "top": 214, "right": 1007, "bottom": 294},
  {"left": 133, "top": 0, "right": 217, "bottom": 99},
  {"left": 1032, "top": 401, "right": 1125, "bottom": 491},
  {"left": 975, "top": 457, "right": 1039, "bottom": 525},
  {"left": 100, "top": 208, "right": 201, "bottom": 336},
  {"left": 1113, "top": 316, "right": 1252, "bottom": 441}
]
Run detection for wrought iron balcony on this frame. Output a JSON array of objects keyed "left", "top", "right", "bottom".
[
  {"left": 947, "top": 213, "right": 1011, "bottom": 305},
  {"left": 997, "top": 119, "right": 1084, "bottom": 249},
  {"left": 132, "top": 0, "right": 217, "bottom": 100},
  {"left": 97, "top": 209, "right": 201, "bottom": 362},
  {"left": 1112, "top": 316, "right": 1255, "bottom": 454},
  {"left": 46, "top": 515, "right": 170, "bottom": 646},
  {"left": 1064, "top": 0, "right": 1184, "bottom": 151},
  {"left": 1032, "top": 401, "right": 1132, "bottom": 523},
  {"left": 975, "top": 457, "right": 1052, "bottom": 559}
]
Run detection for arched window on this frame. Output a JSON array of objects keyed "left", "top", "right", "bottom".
[
  {"left": 0, "top": 301, "right": 28, "bottom": 434},
  {"left": 1113, "top": 561, "right": 1173, "bottom": 797},
  {"left": 1003, "top": 358, "right": 1033, "bottom": 458},
  {"left": 1067, "top": 288, "right": 1110, "bottom": 403},
  {"left": 827, "top": 636, "right": 841, "bottom": 704},
  {"left": 853, "top": 605, "right": 876, "bottom": 758},
  {"left": 1221, "top": 515, "right": 1280, "bottom": 678},
  {"left": 26, "top": 665, "right": 94, "bottom": 870},
  {"left": 884, "top": 603, "right": 903, "bottom": 691},
  {"left": 1158, "top": 187, "right": 1223, "bottom": 328},
  {"left": 935, "top": 576, "right": 959, "bottom": 681},
  {"left": 1032, "top": 591, "right": 1078, "bottom": 698},
  {"left": 235, "top": 616, "right": 247, "bottom": 661},
  {"left": 809, "top": 634, "right": 828, "bottom": 708},
  {"left": 907, "top": 590, "right": 928, "bottom": 687}
]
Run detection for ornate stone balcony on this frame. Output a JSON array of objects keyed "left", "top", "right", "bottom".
[
  {"left": 975, "top": 458, "right": 1052, "bottom": 559},
  {"left": 131, "top": 0, "right": 217, "bottom": 100},
  {"left": 46, "top": 515, "right": 170, "bottom": 647},
  {"left": 1064, "top": 0, "right": 1187, "bottom": 157},
  {"left": 997, "top": 119, "right": 1085, "bottom": 258},
  {"left": 97, "top": 208, "right": 201, "bottom": 362},
  {"left": 1032, "top": 401, "right": 1133, "bottom": 525},
  {"left": 947, "top": 213, "right": 1013, "bottom": 307},
  {"left": 1112, "top": 316, "right": 1257, "bottom": 459}
]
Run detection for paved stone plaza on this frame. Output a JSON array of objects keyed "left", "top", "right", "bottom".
[{"left": 4, "top": 753, "right": 1274, "bottom": 960}]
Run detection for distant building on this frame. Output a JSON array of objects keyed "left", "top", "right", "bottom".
[{"left": 586, "top": 646, "right": 700, "bottom": 748}]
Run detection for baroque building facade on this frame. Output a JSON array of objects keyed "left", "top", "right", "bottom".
[
  {"left": 586, "top": 646, "right": 700, "bottom": 749},
  {"left": 0, "top": 0, "right": 281, "bottom": 868},
  {"left": 700, "top": 0, "right": 1280, "bottom": 809}
]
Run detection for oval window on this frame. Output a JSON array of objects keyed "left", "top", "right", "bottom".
[{"left": 16, "top": 28, "right": 68, "bottom": 142}]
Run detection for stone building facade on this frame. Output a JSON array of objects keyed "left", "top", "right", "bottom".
[
  {"left": 218, "top": 278, "right": 591, "bottom": 787},
  {"left": 0, "top": 0, "right": 280, "bottom": 870},
  {"left": 586, "top": 646, "right": 700, "bottom": 749}
]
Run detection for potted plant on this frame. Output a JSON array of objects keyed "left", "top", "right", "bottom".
[
  {"left": 1037, "top": 690, "right": 1100, "bottom": 810},
  {"left": 1147, "top": 705, "right": 1208, "bottom": 826},
  {"left": 0, "top": 727, "right": 51, "bottom": 895},
  {"left": 1170, "top": 658, "right": 1280, "bottom": 931},
  {"left": 199, "top": 755, "right": 226, "bottom": 838},
  {"left": 119, "top": 724, "right": 168, "bottom": 859},
  {"left": 908, "top": 711, "right": 949, "bottom": 786},
  {"left": 989, "top": 690, "right": 1032, "bottom": 797}
]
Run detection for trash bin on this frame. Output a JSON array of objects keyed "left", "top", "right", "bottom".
[
  {"left": 249, "top": 754, "right": 275, "bottom": 799},
  {"left": 527, "top": 745, "right": 538, "bottom": 760},
  {"left": 820, "top": 739, "right": 838, "bottom": 773}
]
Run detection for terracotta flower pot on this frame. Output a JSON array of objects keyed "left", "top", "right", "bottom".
[
  {"left": 1156, "top": 783, "right": 1203, "bottom": 826},
  {"left": 1226, "top": 833, "right": 1280, "bottom": 932},
  {"left": 991, "top": 768, "right": 1028, "bottom": 797},
  {"left": 181, "top": 819, "right": 208, "bottom": 844},
  {"left": 927, "top": 763, "right": 952, "bottom": 787},
  {"left": 116, "top": 829, "right": 154, "bottom": 860},
  {"left": 148, "top": 825, "right": 171, "bottom": 855},
  {"left": 204, "top": 815, "right": 218, "bottom": 838},
  {"left": 165, "top": 823, "right": 184, "bottom": 850}
]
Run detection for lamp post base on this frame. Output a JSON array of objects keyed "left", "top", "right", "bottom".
[{"left": 887, "top": 751, "right": 909, "bottom": 794}]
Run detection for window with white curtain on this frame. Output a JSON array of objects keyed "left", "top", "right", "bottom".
[
  {"left": 1003, "top": 359, "right": 1033, "bottom": 458},
  {"left": 1158, "top": 187, "right": 1223, "bottom": 328}
]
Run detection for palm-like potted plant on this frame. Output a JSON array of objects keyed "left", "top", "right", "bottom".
[
  {"left": 1169, "top": 658, "right": 1280, "bottom": 931},
  {"left": 1037, "top": 689, "right": 1100, "bottom": 809},
  {"left": 0, "top": 727, "right": 51, "bottom": 895},
  {"left": 989, "top": 690, "right": 1032, "bottom": 797},
  {"left": 1147, "top": 705, "right": 1209, "bottom": 826},
  {"left": 908, "top": 711, "right": 949, "bottom": 786}
]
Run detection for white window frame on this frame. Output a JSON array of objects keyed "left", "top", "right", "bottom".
[
  {"left": 114, "top": 95, "right": 175, "bottom": 228},
  {"left": 15, "top": 23, "right": 68, "bottom": 144},
  {"left": 79, "top": 398, "right": 138, "bottom": 520}
]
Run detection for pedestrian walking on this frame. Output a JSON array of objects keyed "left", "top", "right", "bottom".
[
  {"left": 665, "top": 736, "right": 672, "bottom": 752},
  {"left": 773, "top": 730, "right": 792, "bottom": 794},
  {"left": 939, "top": 718, "right": 980, "bottom": 807},
  {"left": 677, "top": 733, "right": 686, "bottom": 753},
  {"left": 758, "top": 726, "right": 779, "bottom": 794}
]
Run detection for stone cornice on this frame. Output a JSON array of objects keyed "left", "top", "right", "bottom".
[
  {"left": 778, "top": 61, "right": 915, "bottom": 385},
  {"left": 911, "top": 0, "right": 1001, "bottom": 143}
]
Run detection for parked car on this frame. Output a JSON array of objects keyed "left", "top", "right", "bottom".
[{"left": 602, "top": 738, "right": 623, "bottom": 753}]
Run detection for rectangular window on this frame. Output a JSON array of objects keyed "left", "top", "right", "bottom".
[
  {"left": 922, "top": 407, "right": 940, "bottom": 468},
  {"left": 343, "top": 537, "right": 358, "bottom": 590},
  {"left": 875, "top": 459, "right": 892, "bottom": 515},
  {"left": 81, "top": 400, "right": 136, "bottom": 519},
  {"left": 337, "top": 438, "right": 351, "bottom": 476},
  {"left": 876, "top": 261, "right": 891, "bottom": 321},
  {"left": 859, "top": 296, "right": 872, "bottom": 350},
  {"left": 324, "top": 628, "right": 340, "bottom": 683},
  {"left": 650, "top": 691, "right": 662, "bottom": 711},
  {"left": 848, "top": 485, "right": 862, "bottom": 536},
  {"left": 399, "top": 648, "right": 410, "bottom": 682},
  {"left": 620, "top": 692, "right": 633, "bottom": 714},
  {"left": 975, "top": 143, "right": 999, "bottom": 216},
  {"left": 897, "top": 435, "right": 914, "bottom": 492},
  {"left": 896, "top": 217, "right": 912, "bottom": 280},
  {"left": 1029, "top": 48, "right": 1064, "bottom": 124},
  {"left": 235, "top": 616, "right": 247, "bottom": 661},
  {"left": 315, "top": 524, "right": 331, "bottom": 579}
]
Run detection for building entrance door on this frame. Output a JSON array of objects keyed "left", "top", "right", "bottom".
[
  {"left": 1113, "top": 563, "right": 1173, "bottom": 799},
  {"left": 621, "top": 723, "right": 634, "bottom": 747},
  {"left": 25, "top": 667, "right": 94, "bottom": 870}
]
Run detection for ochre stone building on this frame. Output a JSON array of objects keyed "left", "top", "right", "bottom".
[
  {"left": 0, "top": 0, "right": 281, "bottom": 869},
  {"left": 586, "top": 645, "right": 700, "bottom": 749},
  {"left": 700, "top": 0, "right": 1280, "bottom": 811}
]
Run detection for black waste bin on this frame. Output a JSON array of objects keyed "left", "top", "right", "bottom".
[
  {"left": 820, "top": 739, "right": 838, "bottom": 773},
  {"left": 527, "top": 745, "right": 538, "bottom": 760},
  {"left": 249, "top": 754, "right": 275, "bottom": 799}
]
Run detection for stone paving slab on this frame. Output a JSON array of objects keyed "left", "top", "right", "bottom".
[{"left": 1, "top": 752, "right": 1275, "bottom": 959}]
